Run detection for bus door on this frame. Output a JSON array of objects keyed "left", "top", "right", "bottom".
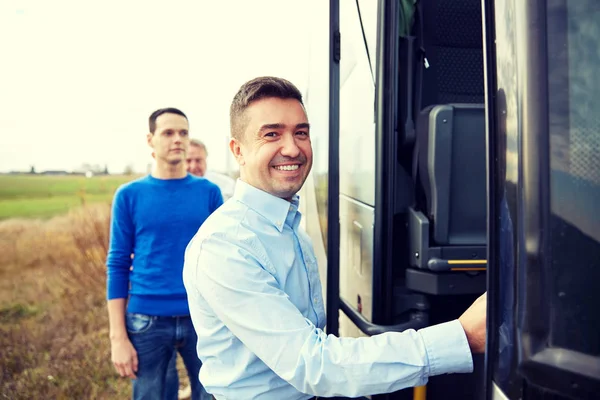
[{"left": 486, "top": 0, "right": 600, "bottom": 399}]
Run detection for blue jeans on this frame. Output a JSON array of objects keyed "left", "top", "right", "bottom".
[
  {"left": 164, "top": 350, "right": 198, "bottom": 399},
  {"left": 165, "top": 352, "right": 180, "bottom": 400},
  {"left": 126, "top": 313, "right": 212, "bottom": 400}
]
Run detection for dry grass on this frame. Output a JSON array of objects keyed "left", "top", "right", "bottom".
[{"left": 0, "top": 204, "right": 189, "bottom": 399}]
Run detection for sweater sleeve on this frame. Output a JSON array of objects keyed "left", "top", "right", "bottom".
[{"left": 106, "top": 187, "right": 134, "bottom": 300}]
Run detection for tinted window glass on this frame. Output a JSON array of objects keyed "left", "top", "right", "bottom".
[{"left": 547, "top": 0, "right": 600, "bottom": 356}]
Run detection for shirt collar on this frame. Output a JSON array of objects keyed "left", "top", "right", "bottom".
[{"left": 233, "top": 179, "right": 301, "bottom": 232}]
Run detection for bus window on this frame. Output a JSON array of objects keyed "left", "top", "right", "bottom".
[
  {"left": 339, "top": 0, "right": 376, "bottom": 206},
  {"left": 546, "top": 0, "right": 600, "bottom": 357},
  {"left": 492, "top": 1, "right": 600, "bottom": 398},
  {"left": 337, "top": 0, "right": 378, "bottom": 337}
]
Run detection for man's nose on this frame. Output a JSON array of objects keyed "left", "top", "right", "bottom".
[{"left": 280, "top": 134, "right": 300, "bottom": 158}]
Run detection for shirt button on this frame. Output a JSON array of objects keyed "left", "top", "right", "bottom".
[{"left": 314, "top": 297, "right": 319, "bottom": 303}]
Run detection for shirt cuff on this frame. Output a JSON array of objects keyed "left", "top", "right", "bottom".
[{"left": 419, "top": 319, "right": 473, "bottom": 376}]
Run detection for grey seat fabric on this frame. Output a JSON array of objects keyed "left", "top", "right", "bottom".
[
  {"left": 418, "top": 0, "right": 484, "bottom": 108},
  {"left": 416, "top": 104, "right": 486, "bottom": 246}
]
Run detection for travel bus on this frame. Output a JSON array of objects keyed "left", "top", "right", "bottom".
[{"left": 298, "top": 0, "right": 600, "bottom": 399}]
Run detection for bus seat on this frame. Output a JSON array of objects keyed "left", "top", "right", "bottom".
[
  {"left": 406, "top": 0, "right": 486, "bottom": 273},
  {"left": 399, "top": 0, "right": 484, "bottom": 146},
  {"left": 418, "top": 104, "right": 486, "bottom": 245},
  {"left": 403, "top": 0, "right": 487, "bottom": 295},
  {"left": 409, "top": 104, "right": 487, "bottom": 275}
]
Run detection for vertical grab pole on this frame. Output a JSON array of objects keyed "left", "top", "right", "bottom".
[{"left": 326, "top": 0, "right": 341, "bottom": 336}]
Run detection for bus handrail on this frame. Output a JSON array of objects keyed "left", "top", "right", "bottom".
[{"left": 338, "top": 298, "right": 429, "bottom": 336}]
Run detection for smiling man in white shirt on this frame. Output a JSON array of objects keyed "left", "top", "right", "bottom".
[{"left": 183, "top": 76, "right": 487, "bottom": 400}]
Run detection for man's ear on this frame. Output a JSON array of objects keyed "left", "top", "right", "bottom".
[
  {"left": 229, "top": 138, "right": 246, "bottom": 166},
  {"left": 147, "top": 132, "right": 154, "bottom": 148}
]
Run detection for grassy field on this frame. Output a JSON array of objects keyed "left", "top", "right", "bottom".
[
  {"left": 0, "top": 174, "right": 139, "bottom": 220},
  {"left": 0, "top": 204, "right": 132, "bottom": 399},
  {"left": 0, "top": 174, "right": 191, "bottom": 399}
]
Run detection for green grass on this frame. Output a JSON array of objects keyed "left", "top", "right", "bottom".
[
  {"left": 0, "top": 174, "right": 138, "bottom": 220},
  {"left": 0, "top": 303, "right": 41, "bottom": 323}
]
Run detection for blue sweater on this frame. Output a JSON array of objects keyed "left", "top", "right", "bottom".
[{"left": 106, "top": 173, "right": 223, "bottom": 316}]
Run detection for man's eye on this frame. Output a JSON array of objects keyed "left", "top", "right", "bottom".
[
  {"left": 296, "top": 131, "right": 308, "bottom": 136},
  {"left": 181, "top": 131, "right": 188, "bottom": 136},
  {"left": 265, "top": 132, "right": 277, "bottom": 137}
]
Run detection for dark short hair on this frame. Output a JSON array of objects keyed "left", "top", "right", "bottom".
[
  {"left": 149, "top": 108, "right": 188, "bottom": 133},
  {"left": 229, "top": 77, "right": 303, "bottom": 140}
]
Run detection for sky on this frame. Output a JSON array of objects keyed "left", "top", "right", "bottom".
[{"left": 0, "top": 0, "right": 323, "bottom": 174}]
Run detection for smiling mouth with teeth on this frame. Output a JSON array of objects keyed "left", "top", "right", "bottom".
[{"left": 273, "top": 165, "right": 300, "bottom": 171}]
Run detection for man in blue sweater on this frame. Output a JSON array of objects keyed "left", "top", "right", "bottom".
[{"left": 106, "top": 108, "right": 222, "bottom": 400}]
